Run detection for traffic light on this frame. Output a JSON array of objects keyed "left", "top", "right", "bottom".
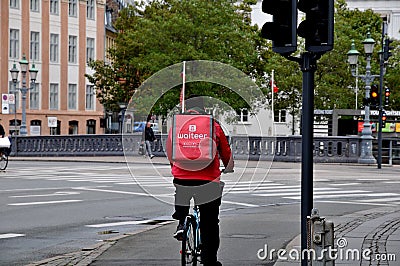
[
  {"left": 384, "top": 87, "right": 390, "bottom": 107},
  {"left": 297, "top": 0, "right": 334, "bottom": 53},
  {"left": 383, "top": 38, "right": 394, "bottom": 61},
  {"left": 382, "top": 111, "right": 387, "bottom": 128},
  {"left": 370, "top": 84, "right": 379, "bottom": 108},
  {"left": 261, "top": 0, "right": 297, "bottom": 55}
]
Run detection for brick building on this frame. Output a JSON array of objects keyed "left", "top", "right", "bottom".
[{"left": 0, "top": 0, "right": 106, "bottom": 136}]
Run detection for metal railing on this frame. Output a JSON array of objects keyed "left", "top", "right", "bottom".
[{"left": 10, "top": 134, "right": 389, "bottom": 164}]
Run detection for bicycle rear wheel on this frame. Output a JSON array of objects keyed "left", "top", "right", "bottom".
[
  {"left": 0, "top": 153, "right": 8, "bottom": 171},
  {"left": 181, "top": 216, "right": 197, "bottom": 266}
]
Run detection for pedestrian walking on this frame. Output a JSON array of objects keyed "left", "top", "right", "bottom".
[{"left": 143, "top": 121, "right": 156, "bottom": 159}]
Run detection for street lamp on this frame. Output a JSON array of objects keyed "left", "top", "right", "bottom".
[
  {"left": 118, "top": 102, "right": 127, "bottom": 134},
  {"left": 9, "top": 55, "right": 39, "bottom": 136},
  {"left": 347, "top": 32, "right": 378, "bottom": 164}
]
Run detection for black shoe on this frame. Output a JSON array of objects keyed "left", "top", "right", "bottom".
[
  {"left": 173, "top": 224, "right": 184, "bottom": 240},
  {"left": 202, "top": 261, "right": 222, "bottom": 266},
  {"left": 150, "top": 155, "right": 155, "bottom": 159}
]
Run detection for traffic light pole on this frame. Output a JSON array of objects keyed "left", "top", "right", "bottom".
[
  {"left": 378, "top": 20, "right": 388, "bottom": 169},
  {"left": 289, "top": 52, "right": 319, "bottom": 266}
]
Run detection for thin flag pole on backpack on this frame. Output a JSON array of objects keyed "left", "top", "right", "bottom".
[{"left": 180, "top": 61, "right": 186, "bottom": 113}]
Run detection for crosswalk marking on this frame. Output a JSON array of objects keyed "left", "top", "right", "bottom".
[
  {"left": 285, "top": 193, "right": 399, "bottom": 200},
  {"left": 0, "top": 233, "right": 25, "bottom": 239},
  {"left": 4, "top": 166, "right": 400, "bottom": 206},
  {"left": 8, "top": 199, "right": 83, "bottom": 206}
]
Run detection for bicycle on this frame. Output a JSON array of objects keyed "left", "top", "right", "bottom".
[
  {"left": 180, "top": 169, "right": 233, "bottom": 265},
  {"left": 181, "top": 204, "right": 201, "bottom": 265},
  {"left": 0, "top": 149, "right": 8, "bottom": 171}
]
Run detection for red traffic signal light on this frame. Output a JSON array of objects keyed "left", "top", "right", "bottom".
[{"left": 384, "top": 87, "right": 390, "bottom": 107}]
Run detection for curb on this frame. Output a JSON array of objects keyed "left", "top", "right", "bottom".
[{"left": 27, "top": 221, "right": 174, "bottom": 266}]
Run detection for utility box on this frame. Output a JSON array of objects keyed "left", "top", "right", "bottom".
[{"left": 307, "top": 208, "right": 335, "bottom": 265}]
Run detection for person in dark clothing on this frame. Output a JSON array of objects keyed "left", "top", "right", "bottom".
[
  {"left": 0, "top": 123, "right": 5, "bottom": 138},
  {"left": 143, "top": 121, "right": 156, "bottom": 159},
  {"left": 166, "top": 96, "right": 234, "bottom": 266}
]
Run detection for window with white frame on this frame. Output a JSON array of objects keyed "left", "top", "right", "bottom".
[
  {"left": 86, "top": 37, "right": 95, "bottom": 62},
  {"left": 9, "top": 29, "right": 19, "bottom": 59},
  {"left": 50, "top": 0, "right": 59, "bottom": 15},
  {"left": 30, "top": 31, "right": 40, "bottom": 61},
  {"left": 68, "top": 35, "right": 77, "bottom": 63},
  {"left": 236, "top": 108, "right": 249, "bottom": 122},
  {"left": 68, "top": 84, "right": 77, "bottom": 110},
  {"left": 49, "top": 83, "right": 59, "bottom": 110},
  {"left": 10, "top": 0, "right": 19, "bottom": 9},
  {"left": 87, "top": 0, "right": 95, "bottom": 20},
  {"left": 274, "top": 109, "right": 287, "bottom": 123},
  {"left": 85, "top": 85, "right": 94, "bottom": 110},
  {"left": 50, "top": 34, "right": 59, "bottom": 62},
  {"left": 69, "top": 0, "right": 77, "bottom": 17},
  {"left": 29, "top": 83, "right": 40, "bottom": 110},
  {"left": 30, "top": 0, "right": 39, "bottom": 12}
]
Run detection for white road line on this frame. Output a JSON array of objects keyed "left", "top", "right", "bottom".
[
  {"left": 227, "top": 185, "right": 301, "bottom": 193},
  {"left": 222, "top": 200, "right": 259, "bottom": 207},
  {"left": 357, "top": 178, "right": 391, "bottom": 181},
  {"left": 257, "top": 190, "right": 368, "bottom": 197},
  {"left": 330, "top": 183, "right": 361, "bottom": 186},
  {"left": 356, "top": 197, "right": 400, "bottom": 202},
  {"left": 0, "top": 186, "right": 110, "bottom": 193},
  {"left": 72, "top": 187, "right": 149, "bottom": 196},
  {"left": 384, "top": 181, "right": 400, "bottom": 184},
  {"left": 9, "top": 191, "right": 80, "bottom": 198},
  {"left": 8, "top": 200, "right": 83, "bottom": 206},
  {"left": 315, "top": 200, "right": 397, "bottom": 207},
  {"left": 286, "top": 192, "right": 398, "bottom": 200},
  {"left": 0, "top": 233, "right": 25, "bottom": 239},
  {"left": 86, "top": 220, "right": 155, "bottom": 228}
]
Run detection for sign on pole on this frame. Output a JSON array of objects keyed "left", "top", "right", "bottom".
[
  {"left": 2, "top": 94, "right": 10, "bottom": 114},
  {"left": 48, "top": 117, "right": 57, "bottom": 128}
]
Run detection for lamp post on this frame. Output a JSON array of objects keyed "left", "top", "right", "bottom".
[
  {"left": 118, "top": 102, "right": 127, "bottom": 134},
  {"left": 347, "top": 32, "right": 378, "bottom": 164},
  {"left": 9, "top": 55, "right": 39, "bottom": 136}
]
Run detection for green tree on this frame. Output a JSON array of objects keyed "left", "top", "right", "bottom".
[{"left": 86, "top": 0, "right": 268, "bottom": 117}]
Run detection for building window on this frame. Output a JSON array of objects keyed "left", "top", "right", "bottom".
[
  {"left": 86, "top": 85, "right": 94, "bottom": 110},
  {"left": 50, "top": 0, "right": 59, "bottom": 15},
  {"left": 50, "top": 34, "right": 59, "bottom": 63},
  {"left": 236, "top": 109, "right": 249, "bottom": 122},
  {"left": 9, "top": 29, "right": 19, "bottom": 59},
  {"left": 274, "top": 109, "right": 287, "bottom": 123},
  {"left": 87, "top": 0, "right": 95, "bottom": 20},
  {"left": 10, "top": 0, "right": 19, "bottom": 9},
  {"left": 30, "top": 31, "right": 40, "bottom": 61},
  {"left": 69, "top": 121, "right": 78, "bottom": 135},
  {"left": 86, "top": 37, "right": 95, "bottom": 63},
  {"left": 68, "top": 84, "right": 77, "bottom": 110},
  {"left": 68, "top": 35, "right": 77, "bottom": 63},
  {"left": 86, "top": 119, "right": 96, "bottom": 134},
  {"left": 49, "top": 83, "right": 59, "bottom": 110},
  {"left": 69, "top": 0, "right": 77, "bottom": 17},
  {"left": 30, "top": 0, "right": 39, "bottom": 12},
  {"left": 30, "top": 83, "right": 40, "bottom": 110}
]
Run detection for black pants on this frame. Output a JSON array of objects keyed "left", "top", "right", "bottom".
[{"left": 172, "top": 179, "right": 223, "bottom": 265}]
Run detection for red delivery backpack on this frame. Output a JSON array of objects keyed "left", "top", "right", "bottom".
[{"left": 171, "top": 113, "right": 217, "bottom": 168}]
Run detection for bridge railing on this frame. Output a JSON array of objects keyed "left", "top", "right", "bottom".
[{"left": 8, "top": 134, "right": 396, "bottom": 164}]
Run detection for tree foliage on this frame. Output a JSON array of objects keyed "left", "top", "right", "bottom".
[{"left": 86, "top": 0, "right": 400, "bottom": 119}]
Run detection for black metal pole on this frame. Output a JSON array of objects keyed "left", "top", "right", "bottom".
[
  {"left": 378, "top": 20, "right": 387, "bottom": 169},
  {"left": 300, "top": 52, "right": 316, "bottom": 266}
]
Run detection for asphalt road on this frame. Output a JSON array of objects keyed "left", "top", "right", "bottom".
[{"left": 1, "top": 159, "right": 399, "bottom": 265}]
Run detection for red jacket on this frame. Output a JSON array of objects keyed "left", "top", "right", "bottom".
[{"left": 166, "top": 120, "right": 233, "bottom": 182}]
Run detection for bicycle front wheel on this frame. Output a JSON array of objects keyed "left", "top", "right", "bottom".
[
  {"left": 181, "top": 216, "right": 197, "bottom": 266},
  {"left": 0, "top": 154, "right": 8, "bottom": 171}
]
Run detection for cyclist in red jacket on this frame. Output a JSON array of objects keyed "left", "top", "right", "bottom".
[{"left": 166, "top": 96, "right": 234, "bottom": 266}]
